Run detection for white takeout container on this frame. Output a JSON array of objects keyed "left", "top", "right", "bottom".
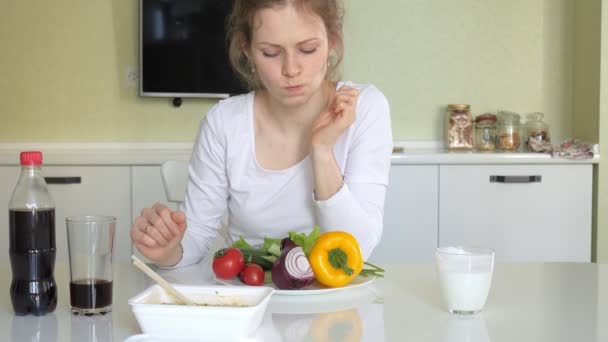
[{"left": 128, "top": 284, "right": 274, "bottom": 340}]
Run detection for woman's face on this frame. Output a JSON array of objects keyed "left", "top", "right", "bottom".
[{"left": 249, "top": 4, "right": 330, "bottom": 107}]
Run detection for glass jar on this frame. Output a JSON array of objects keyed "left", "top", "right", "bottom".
[
  {"left": 496, "top": 111, "right": 521, "bottom": 151},
  {"left": 474, "top": 113, "right": 497, "bottom": 151},
  {"left": 446, "top": 104, "right": 473, "bottom": 150},
  {"left": 524, "top": 112, "right": 550, "bottom": 151}
]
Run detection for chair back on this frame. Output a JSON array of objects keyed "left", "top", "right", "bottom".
[
  {"left": 160, "top": 160, "right": 228, "bottom": 259},
  {"left": 160, "top": 160, "right": 189, "bottom": 203}
]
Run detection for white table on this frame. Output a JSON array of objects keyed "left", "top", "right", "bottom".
[{"left": 1, "top": 262, "right": 606, "bottom": 341}]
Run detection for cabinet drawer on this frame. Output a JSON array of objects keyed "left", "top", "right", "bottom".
[{"left": 439, "top": 164, "right": 592, "bottom": 262}]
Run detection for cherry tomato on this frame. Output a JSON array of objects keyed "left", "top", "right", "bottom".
[
  {"left": 240, "top": 263, "right": 265, "bottom": 286},
  {"left": 212, "top": 248, "right": 245, "bottom": 279}
]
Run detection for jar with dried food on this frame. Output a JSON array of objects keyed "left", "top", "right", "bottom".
[
  {"left": 524, "top": 112, "right": 550, "bottom": 151},
  {"left": 496, "top": 111, "right": 521, "bottom": 151},
  {"left": 474, "top": 113, "right": 497, "bottom": 151},
  {"left": 446, "top": 104, "right": 473, "bottom": 150}
]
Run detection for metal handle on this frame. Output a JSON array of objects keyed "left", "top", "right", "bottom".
[
  {"left": 44, "top": 177, "right": 81, "bottom": 184},
  {"left": 490, "top": 175, "right": 541, "bottom": 184}
]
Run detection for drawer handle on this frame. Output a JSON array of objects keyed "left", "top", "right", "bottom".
[
  {"left": 44, "top": 177, "right": 82, "bottom": 184},
  {"left": 490, "top": 175, "right": 541, "bottom": 183}
]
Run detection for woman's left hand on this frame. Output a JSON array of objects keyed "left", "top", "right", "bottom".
[{"left": 312, "top": 86, "right": 359, "bottom": 149}]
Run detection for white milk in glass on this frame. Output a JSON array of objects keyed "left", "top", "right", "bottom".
[
  {"left": 439, "top": 271, "right": 492, "bottom": 312},
  {"left": 436, "top": 247, "right": 494, "bottom": 314}
]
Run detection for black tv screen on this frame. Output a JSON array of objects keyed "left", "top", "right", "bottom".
[{"left": 140, "top": 0, "right": 247, "bottom": 98}]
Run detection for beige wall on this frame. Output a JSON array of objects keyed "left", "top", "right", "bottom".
[
  {"left": 575, "top": 1, "right": 602, "bottom": 260},
  {"left": 598, "top": 0, "right": 608, "bottom": 263},
  {"left": 574, "top": 0, "right": 601, "bottom": 143},
  {"left": 0, "top": 0, "right": 584, "bottom": 142},
  {"left": 0, "top": 0, "right": 604, "bottom": 256},
  {"left": 0, "top": 1, "right": 212, "bottom": 142}
]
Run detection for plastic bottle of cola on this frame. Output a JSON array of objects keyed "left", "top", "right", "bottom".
[{"left": 8, "top": 151, "right": 57, "bottom": 316}]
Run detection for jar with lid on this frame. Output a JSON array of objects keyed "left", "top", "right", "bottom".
[
  {"left": 446, "top": 104, "right": 473, "bottom": 150},
  {"left": 474, "top": 113, "right": 497, "bottom": 151},
  {"left": 496, "top": 111, "right": 521, "bottom": 151},
  {"left": 524, "top": 112, "right": 550, "bottom": 151}
]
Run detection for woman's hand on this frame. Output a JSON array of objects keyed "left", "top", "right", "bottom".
[
  {"left": 130, "top": 202, "right": 187, "bottom": 267},
  {"left": 311, "top": 86, "right": 359, "bottom": 149}
]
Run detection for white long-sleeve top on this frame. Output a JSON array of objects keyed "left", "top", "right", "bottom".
[{"left": 176, "top": 81, "right": 392, "bottom": 267}]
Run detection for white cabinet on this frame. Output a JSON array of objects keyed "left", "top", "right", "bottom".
[
  {"left": 44, "top": 166, "right": 132, "bottom": 262},
  {"left": 130, "top": 166, "right": 180, "bottom": 261},
  {"left": 131, "top": 166, "right": 178, "bottom": 220},
  {"left": 438, "top": 164, "right": 592, "bottom": 262},
  {"left": 0, "top": 166, "right": 132, "bottom": 262},
  {"left": 1, "top": 157, "right": 594, "bottom": 265},
  {"left": 371, "top": 165, "right": 439, "bottom": 264}
]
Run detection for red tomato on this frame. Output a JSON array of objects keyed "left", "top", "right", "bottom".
[
  {"left": 212, "top": 248, "right": 245, "bottom": 279},
  {"left": 240, "top": 263, "right": 265, "bottom": 286}
]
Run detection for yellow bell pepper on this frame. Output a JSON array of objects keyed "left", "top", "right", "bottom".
[{"left": 308, "top": 231, "right": 363, "bottom": 287}]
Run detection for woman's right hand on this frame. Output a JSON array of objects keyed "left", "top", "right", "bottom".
[{"left": 130, "top": 202, "right": 187, "bottom": 267}]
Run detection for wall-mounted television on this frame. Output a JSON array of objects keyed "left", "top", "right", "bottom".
[{"left": 139, "top": 0, "right": 247, "bottom": 100}]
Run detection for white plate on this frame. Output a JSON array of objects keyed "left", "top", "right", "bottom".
[{"left": 214, "top": 274, "right": 375, "bottom": 296}]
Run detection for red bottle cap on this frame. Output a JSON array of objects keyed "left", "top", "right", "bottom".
[{"left": 20, "top": 151, "right": 43, "bottom": 166}]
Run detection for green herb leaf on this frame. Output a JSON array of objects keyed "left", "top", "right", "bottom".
[
  {"left": 288, "top": 225, "right": 321, "bottom": 256},
  {"left": 232, "top": 237, "right": 253, "bottom": 249},
  {"left": 263, "top": 237, "right": 282, "bottom": 257}
]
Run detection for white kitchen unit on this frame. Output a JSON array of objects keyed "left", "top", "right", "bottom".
[
  {"left": 131, "top": 166, "right": 179, "bottom": 218},
  {"left": 0, "top": 166, "right": 132, "bottom": 262},
  {"left": 370, "top": 165, "right": 439, "bottom": 264},
  {"left": 438, "top": 164, "right": 592, "bottom": 262},
  {"left": 0, "top": 142, "right": 599, "bottom": 264}
]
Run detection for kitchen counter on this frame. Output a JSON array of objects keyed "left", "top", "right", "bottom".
[
  {"left": 0, "top": 141, "right": 599, "bottom": 165},
  {"left": 0, "top": 262, "right": 606, "bottom": 341}
]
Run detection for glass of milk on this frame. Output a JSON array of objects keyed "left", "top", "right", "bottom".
[{"left": 435, "top": 246, "right": 495, "bottom": 315}]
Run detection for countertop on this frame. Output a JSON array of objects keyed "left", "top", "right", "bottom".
[
  {"left": 0, "top": 262, "right": 606, "bottom": 341},
  {"left": 0, "top": 141, "right": 599, "bottom": 165}
]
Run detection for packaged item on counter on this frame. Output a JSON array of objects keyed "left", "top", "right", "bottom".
[
  {"left": 496, "top": 111, "right": 521, "bottom": 151},
  {"left": 9, "top": 151, "right": 57, "bottom": 316},
  {"left": 524, "top": 112, "right": 550, "bottom": 151},
  {"left": 474, "top": 113, "right": 497, "bottom": 151},
  {"left": 446, "top": 104, "right": 473, "bottom": 150}
]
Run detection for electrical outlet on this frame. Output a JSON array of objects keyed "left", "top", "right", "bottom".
[{"left": 125, "top": 65, "right": 139, "bottom": 88}]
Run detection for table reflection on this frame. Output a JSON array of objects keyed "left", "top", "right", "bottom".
[
  {"left": 443, "top": 314, "right": 490, "bottom": 342},
  {"left": 257, "top": 303, "right": 384, "bottom": 342},
  {"left": 11, "top": 314, "right": 57, "bottom": 342},
  {"left": 70, "top": 312, "right": 113, "bottom": 342}
]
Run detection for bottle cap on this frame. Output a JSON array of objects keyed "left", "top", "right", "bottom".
[
  {"left": 448, "top": 104, "right": 470, "bottom": 111},
  {"left": 20, "top": 151, "right": 43, "bottom": 166},
  {"left": 475, "top": 113, "right": 497, "bottom": 123}
]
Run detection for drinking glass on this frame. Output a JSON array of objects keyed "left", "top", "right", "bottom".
[
  {"left": 67, "top": 215, "right": 116, "bottom": 315},
  {"left": 435, "top": 246, "right": 495, "bottom": 315}
]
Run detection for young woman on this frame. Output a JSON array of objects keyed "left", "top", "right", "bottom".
[{"left": 130, "top": 0, "right": 392, "bottom": 268}]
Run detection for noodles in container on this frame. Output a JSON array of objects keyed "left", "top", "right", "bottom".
[{"left": 128, "top": 284, "right": 274, "bottom": 340}]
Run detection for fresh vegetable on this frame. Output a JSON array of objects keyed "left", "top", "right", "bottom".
[
  {"left": 281, "top": 237, "right": 298, "bottom": 252},
  {"left": 264, "top": 270, "right": 272, "bottom": 284},
  {"left": 212, "top": 248, "right": 245, "bottom": 279},
  {"left": 238, "top": 248, "right": 276, "bottom": 270},
  {"left": 263, "top": 237, "right": 282, "bottom": 257},
  {"left": 231, "top": 237, "right": 279, "bottom": 270},
  {"left": 240, "top": 263, "right": 265, "bottom": 286},
  {"left": 288, "top": 225, "right": 321, "bottom": 256},
  {"left": 272, "top": 238, "right": 315, "bottom": 289},
  {"left": 308, "top": 231, "right": 364, "bottom": 287},
  {"left": 232, "top": 237, "right": 253, "bottom": 249}
]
